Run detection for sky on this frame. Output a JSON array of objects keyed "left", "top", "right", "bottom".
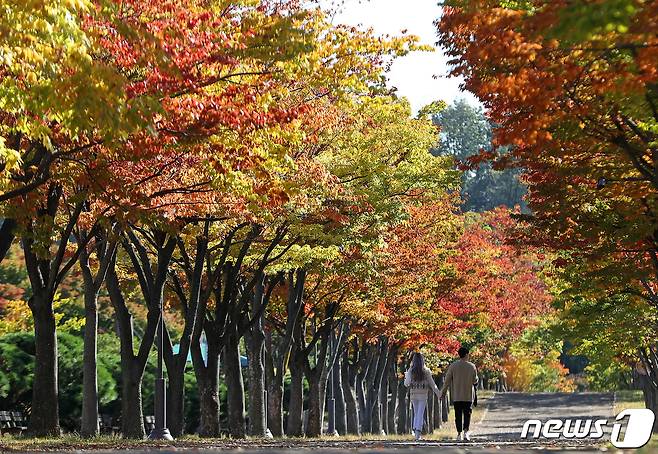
[{"left": 328, "top": 0, "right": 480, "bottom": 113}]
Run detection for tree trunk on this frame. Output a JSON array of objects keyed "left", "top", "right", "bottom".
[
  {"left": 224, "top": 331, "right": 246, "bottom": 438},
  {"left": 81, "top": 283, "right": 99, "bottom": 437},
  {"left": 364, "top": 341, "right": 388, "bottom": 434},
  {"left": 357, "top": 368, "right": 367, "bottom": 434},
  {"left": 267, "top": 382, "right": 284, "bottom": 437},
  {"left": 305, "top": 373, "right": 325, "bottom": 437},
  {"left": 397, "top": 378, "right": 408, "bottom": 435},
  {"left": 379, "top": 377, "right": 388, "bottom": 435},
  {"left": 246, "top": 329, "right": 266, "bottom": 437},
  {"left": 266, "top": 269, "right": 306, "bottom": 437},
  {"left": 341, "top": 351, "right": 360, "bottom": 435},
  {"left": 333, "top": 354, "right": 347, "bottom": 435},
  {"left": 433, "top": 391, "right": 442, "bottom": 430},
  {"left": 387, "top": 358, "right": 398, "bottom": 435},
  {"left": 27, "top": 293, "right": 60, "bottom": 437},
  {"left": 167, "top": 368, "right": 186, "bottom": 437},
  {"left": 121, "top": 363, "right": 146, "bottom": 438},
  {"left": 107, "top": 257, "right": 161, "bottom": 439},
  {"left": 192, "top": 332, "right": 221, "bottom": 437},
  {"left": 286, "top": 351, "right": 305, "bottom": 437}
]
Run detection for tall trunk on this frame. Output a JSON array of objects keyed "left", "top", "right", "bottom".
[
  {"left": 365, "top": 340, "right": 388, "bottom": 434},
  {"left": 357, "top": 368, "right": 367, "bottom": 433},
  {"left": 246, "top": 330, "right": 266, "bottom": 436},
  {"left": 224, "top": 330, "right": 246, "bottom": 438},
  {"left": 165, "top": 233, "right": 208, "bottom": 438},
  {"left": 27, "top": 292, "right": 60, "bottom": 437},
  {"left": 433, "top": 389, "right": 442, "bottom": 430},
  {"left": 333, "top": 353, "right": 347, "bottom": 435},
  {"left": 106, "top": 250, "right": 164, "bottom": 439},
  {"left": 22, "top": 184, "right": 85, "bottom": 437},
  {"left": 341, "top": 351, "right": 360, "bottom": 435},
  {"left": 434, "top": 375, "right": 444, "bottom": 430},
  {"left": 192, "top": 330, "right": 221, "bottom": 437},
  {"left": 121, "top": 363, "right": 146, "bottom": 439},
  {"left": 245, "top": 274, "right": 267, "bottom": 437},
  {"left": 638, "top": 348, "right": 658, "bottom": 432},
  {"left": 79, "top": 236, "right": 115, "bottom": 438},
  {"left": 266, "top": 269, "right": 306, "bottom": 437},
  {"left": 379, "top": 376, "right": 388, "bottom": 435},
  {"left": 371, "top": 392, "right": 381, "bottom": 434},
  {"left": 286, "top": 349, "right": 305, "bottom": 437},
  {"left": 397, "top": 377, "right": 408, "bottom": 435},
  {"left": 305, "top": 372, "right": 325, "bottom": 437},
  {"left": 387, "top": 357, "right": 398, "bottom": 435},
  {"left": 80, "top": 280, "right": 99, "bottom": 438},
  {"left": 166, "top": 368, "right": 186, "bottom": 437},
  {"left": 642, "top": 381, "right": 658, "bottom": 432},
  {"left": 267, "top": 380, "right": 284, "bottom": 437}
]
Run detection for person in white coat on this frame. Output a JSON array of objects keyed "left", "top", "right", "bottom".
[{"left": 404, "top": 352, "right": 440, "bottom": 441}]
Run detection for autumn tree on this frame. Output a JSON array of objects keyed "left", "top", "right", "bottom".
[{"left": 438, "top": 0, "right": 658, "bottom": 420}]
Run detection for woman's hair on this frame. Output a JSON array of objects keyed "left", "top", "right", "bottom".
[{"left": 410, "top": 352, "right": 425, "bottom": 382}]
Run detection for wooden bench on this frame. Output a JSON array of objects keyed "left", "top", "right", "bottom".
[
  {"left": 11, "top": 412, "right": 27, "bottom": 433},
  {"left": 0, "top": 411, "right": 26, "bottom": 436}
]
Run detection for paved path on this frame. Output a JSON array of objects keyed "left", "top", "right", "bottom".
[{"left": 473, "top": 392, "right": 615, "bottom": 443}]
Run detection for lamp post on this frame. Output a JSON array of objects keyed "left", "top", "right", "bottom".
[{"left": 148, "top": 310, "right": 173, "bottom": 440}]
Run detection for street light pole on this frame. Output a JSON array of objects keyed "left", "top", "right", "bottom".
[{"left": 148, "top": 309, "right": 173, "bottom": 440}]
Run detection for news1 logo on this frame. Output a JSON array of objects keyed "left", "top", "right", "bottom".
[{"left": 521, "top": 409, "right": 655, "bottom": 448}]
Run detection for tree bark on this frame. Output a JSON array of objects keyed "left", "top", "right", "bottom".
[
  {"left": 305, "top": 371, "right": 325, "bottom": 437},
  {"left": 246, "top": 328, "right": 266, "bottom": 437},
  {"left": 364, "top": 340, "right": 388, "bottom": 434},
  {"left": 166, "top": 370, "right": 186, "bottom": 437},
  {"left": 27, "top": 291, "right": 60, "bottom": 437},
  {"left": 79, "top": 234, "right": 116, "bottom": 438},
  {"left": 397, "top": 377, "right": 408, "bottom": 435},
  {"left": 164, "top": 232, "right": 209, "bottom": 438},
  {"left": 286, "top": 347, "right": 305, "bottom": 437},
  {"left": 266, "top": 269, "right": 306, "bottom": 437},
  {"left": 81, "top": 277, "right": 100, "bottom": 438},
  {"left": 224, "top": 328, "right": 246, "bottom": 438},
  {"left": 192, "top": 329, "right": 221, "bottom": 437},
  {"left": 341, "top": 350, "right": 360, "bottom": 435},
  {"left": 106, "top": 240, "right": 169, "bottom": 439},
  {"left": 433, "top": 390, "right": 442, "bottom": 430},
  {"left": 245, "top": 274, "right": 267, "bottom": 437},
  {"left": 333, "top": 353, "right": 347, "bottom": 435},
  {"left": 121, "top": 363, "right": 146, "bottom": 439},
  {"left": 387, "top": 356, "right": 398, "bottom": 435}
]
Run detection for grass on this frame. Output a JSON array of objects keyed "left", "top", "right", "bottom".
[
  {"left": 614, "top": 389, "right": 645, "bottom": 414},
  {"left": 0, "top": 392, "right": 497, "bottom": 451},
  {"left": 610, "top": 390, "right": 656, "bottom": 452}
]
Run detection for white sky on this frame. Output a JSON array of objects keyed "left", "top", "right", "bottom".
[{"left": 327, "top": 0, "right": 480, "bottom": 113}]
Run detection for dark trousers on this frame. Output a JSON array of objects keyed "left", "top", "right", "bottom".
[{"left": 453, "top": 401, "right": 472, "bottom": 432}]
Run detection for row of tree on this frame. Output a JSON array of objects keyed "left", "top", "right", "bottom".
[
  {"left": 0, "top": 0, "right": 552, "bottom": 439},
  {"left": 438, "top": 0, "right": 658, "bottom": 426}
]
